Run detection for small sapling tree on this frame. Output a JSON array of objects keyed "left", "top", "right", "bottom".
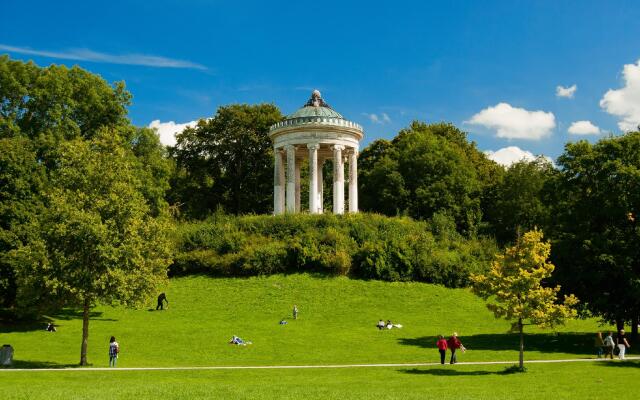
[{"left": 471, "top": 230, "right": 578, "bottom": 370}]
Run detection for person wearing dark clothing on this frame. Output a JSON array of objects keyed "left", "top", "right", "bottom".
[
  {"left": 617, "top": 329, "right": 631, "bottom": 360},
  {"left": 447, "top": 333, "right": 463, "bottom": 364},
  {"left": 156, "top": 293, "right": 168, "bottom": 310},
  {"left": 436, "top": 335, "right": 448, "bottom": 365}
]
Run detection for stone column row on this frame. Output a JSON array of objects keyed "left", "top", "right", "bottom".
[{"left": 273, "top": 144, "right": 358, "bottom": 215}]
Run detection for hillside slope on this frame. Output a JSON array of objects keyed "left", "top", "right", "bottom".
[{"left": 1, "top": 274, "right": 607, "bottom": 368}]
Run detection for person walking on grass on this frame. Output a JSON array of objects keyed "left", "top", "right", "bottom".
[
  {"left": 293, "top": 305, "right": 298, "bottom": 320},
  {"left": 447, "top": 333, "right": 464, "bottom": 364},
  {"left": 603, "top": 331, "right": 615, "bottom": 359},
  {"left": 436, "top": 335, "right": 448, "bottom": 365},
  {"left": 595, "top": 332, "right": 605, "bottom": 358},
  {"left": 156, "top": 292, "right": 169, "bottom": 310},
  {"left": 617, "top": 329, "right": 631, "bottom": 360},
  {"left": 109, "top": 336, "right": 119, "bottom": 367}
]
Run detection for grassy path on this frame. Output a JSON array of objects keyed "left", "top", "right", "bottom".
[{"left": 2, "top": 356, "right": 638, "bottom": 372}]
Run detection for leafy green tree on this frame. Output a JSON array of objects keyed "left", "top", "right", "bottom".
[
  {"left": 9, "top": 132, "right": 173, "bottom": 365},
  {"left": 0, "top": 137, "right": 46, "bottom": 307},
  {"left": 170, "top": 104, "right": 283, "bottom": 218},
  {"left": 359, "top": 122, "right": 502, "bottom": 234},
  {"left": 485, "top": 157, "right": 556, "bottom": 244},
  {"left": 0, "top": 58, "right": 171, "bottom": 310},
  {"left": 551, "top": 132, "right": 640, "bottom": 336},
  {"left": 0, "top": 55, "right": 130, "bottom": 153},
  {"left": 471, "top": 230, "right": 578, "bottom": 370}
]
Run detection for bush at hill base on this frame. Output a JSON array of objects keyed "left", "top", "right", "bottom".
[{"left": 172, "top": 213, "right": 497, "bottom": 287}]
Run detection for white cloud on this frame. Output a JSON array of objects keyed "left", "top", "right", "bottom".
[
  {"left": 568, "top": 120, "right": 601, "bottom": 135},
  {"left": 600, "top": 59, "right": 640, "bottom": 132},
  {"left": 148, "top": 120, "right": 199, "bottom": 147},
  {"left": 556, "top": 84, "right": 577, "bottom": 98},
  {"left": 363, "top": 112, "right": 391, "bottom": 124},
  {"left": 484, "top": 146, "right": 553, "bottom": 167},
  {"left": 467, "top": 102, "right": 556, "bottom": 140},
  {"left": 0, "top": 44, "right": 206, "bottom": 70}
]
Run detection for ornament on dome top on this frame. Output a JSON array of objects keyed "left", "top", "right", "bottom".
[{"left": 304, "top": 89, "right": 332, "bottom": 109}]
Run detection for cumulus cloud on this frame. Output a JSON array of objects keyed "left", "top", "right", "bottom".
[
  {"left": 0, "top": 44, "right": 206, "bottom": 70},
  {"left": 363, "top": 112, "right": 391, "bottom": 124},
  {"left": 148, "top": 120, "right": 199, "bottom": 147},
  {"left": 467, "top": 103, "right": 556, "bottom": 140},
  {"left": 484, "top": 146, "right": 553, "bottom": 167},
  {"left": 600, "top": 59, "right": 640, "bottom": 132},
  {"left": 568, "top": 120, "right": 601, "bottom": 135},
  {"left": 556, "top": 84, "right": 577, "bottom": 98}
]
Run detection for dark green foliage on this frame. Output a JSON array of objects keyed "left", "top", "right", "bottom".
[
  {"left": 169, "top": 104, "right": 283, "bottom": 218},
  {"left": 359, "top": 122, "right": 503, "bottom": 235},
  {"left": 484, "top": 157, "right": 556, "bottom": 244},
  {"left": 551, "top": 131, "right": 640, "bottom": 329},
  {"left": 173, "top": 213, "right": 497, "bottom": 287}
]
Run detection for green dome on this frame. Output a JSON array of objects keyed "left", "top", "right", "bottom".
[
  {"left": 288, "top": 106, "right": 344, "bottom": 119},
  {"left": 286, "top": 90, "right": 344, "bottom": 119}
]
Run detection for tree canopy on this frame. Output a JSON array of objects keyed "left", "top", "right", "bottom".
[
  {"left": 359, "top": 122, "right": 502, "bottom": 235},
  {"left": 551, "top": 132, "right": 640, "bottom": 332},
  {"left": 170, "top": 104, "right": 283, "bottom": 218}
]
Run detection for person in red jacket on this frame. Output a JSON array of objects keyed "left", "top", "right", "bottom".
[
  {"left": 447, "top": 332, "right": 463, "bottom": 364},
  {"left": 436, "top": 335, "right": 448, "bottom": 364}
]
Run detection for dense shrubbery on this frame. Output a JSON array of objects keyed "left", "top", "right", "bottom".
[{"left": 172, "top": 213, "right": 497, "bottom": 287}]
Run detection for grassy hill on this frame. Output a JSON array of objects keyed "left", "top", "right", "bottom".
[
  {"left": 0, "top": 274, "right": 615, "bottom": 368},
  {"left": 2, "top": 274, "right": 639, "bottom": 400}
]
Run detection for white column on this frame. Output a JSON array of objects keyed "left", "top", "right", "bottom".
[
  {"left": 308, "top": 143, "right": 320, "bottom": 213},
  {"left": 273, "top": 149, "right": 285, "bottom": 215},
  {"left": 317, "top": 157, "right": 324, "bottom": 213},
  {"left": 349, "top": 149, "right": 358, "bottom": 213},
  {"left": 285, "top": 145, "right": 296, "bottom": 213},
  {"left": 295, "top": 159, "right": 301, "bottom": 213},
  {"left": 333, "top": 145, "right": 345, "bottom": 214}
]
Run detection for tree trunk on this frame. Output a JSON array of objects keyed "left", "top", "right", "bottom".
[
  {"left": 80, "top": 298, "right": 90, "bottom": 366},
  {"left": 632, "top": 315, "right": 639, "bottom": 342},
  {"left": 519, "top": 318, "right": 524, "bottom": 370}
]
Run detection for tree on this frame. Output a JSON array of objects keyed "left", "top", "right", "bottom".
[
  {"left": 0, "top": 137, "right": 46, "bottom": 307},
  {"left": 485, "top": 157, "right": 556, "bottom": 244},
  {"left": 170, "top": 104, "right": 283, "bottom": 218},
  {"left": 359, "top": 122, "right": 502, "bottom": 235},
  {"left": 9, "top": 132, "right": 173, "bottom": 365},
  {"left": 471, "top": 230, "right": 578, "bottom": 369},
  {"left": 550, "top": 132, "right": 640, "bottom": 337},
  {"left": 0, "top": 58, "right": 171, "bottom": 310}
]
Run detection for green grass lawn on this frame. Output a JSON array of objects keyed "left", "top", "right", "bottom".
[
  {"left": 2, "top": 361, "right": 639, "bottom": 400},
  {"left": 1, "top": 274, "right": 635, "bottom": 399}
]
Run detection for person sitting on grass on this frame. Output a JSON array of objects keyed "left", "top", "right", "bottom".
[
  {"left": 279, "top": 319, "right": 288, "bottom": 325},
  {"left": 46, "top": 322, "right": 56, "bottom": 332},
  {"left": 386, "top": 320, "right": 393, "bottom": 329},
  {"left": 377, "top": 320, "right": 385, "bottom": 330}
]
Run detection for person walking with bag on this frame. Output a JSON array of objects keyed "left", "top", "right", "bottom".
[
  {"left": 447, "top": 333, "right": 464, "bottom": 364},
  {"left": 109, "top": 336, "right": 120, "bottom": 367},
  {"left": 436, "top": 335, "right": 448, "bottom": 365}
]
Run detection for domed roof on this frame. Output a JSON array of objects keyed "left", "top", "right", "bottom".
[{"left": 287, "top": 90, "right": 344, "bottom": 119}]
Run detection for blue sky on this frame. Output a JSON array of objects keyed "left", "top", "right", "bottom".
[{"left": 2, "top": 0, "right": 640, "bottom": 164}]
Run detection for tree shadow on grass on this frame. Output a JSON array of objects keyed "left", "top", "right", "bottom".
[
  {"left": 596, "top": 360, "right": 640, "bottom": 369},
  {"left": 51, "top": 309, "right": 116, "bottom": 322},
  {"left": 399, "top": 332, "right": 596, "bottom": 356},
  {"left": 402, "top": 368, "right": 497, "bottom": 376},
  {"left": 1, "top": 360, "right": 78, "bottom": 369}
]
